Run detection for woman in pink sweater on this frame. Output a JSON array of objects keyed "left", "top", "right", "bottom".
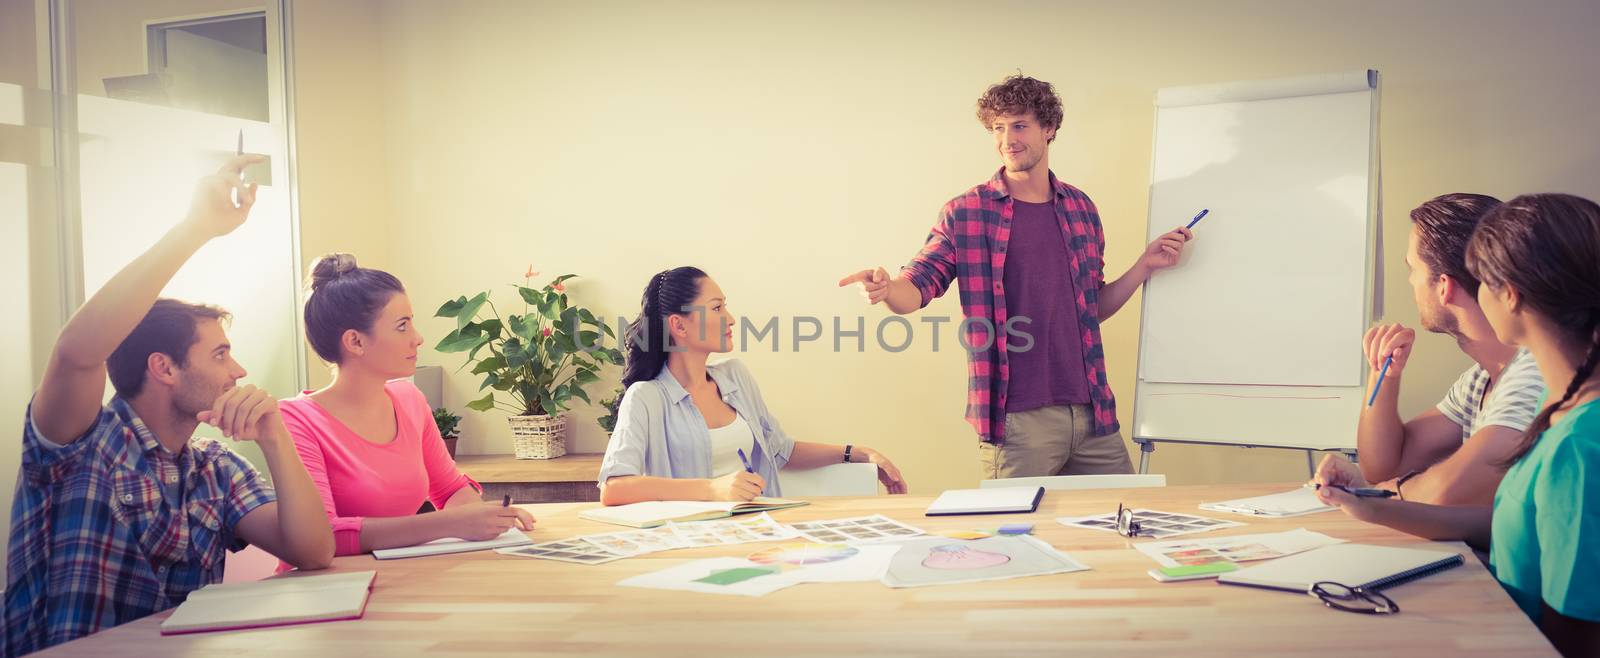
[{"left": 280, "top": 253, "right": 534, "bottom": 556}]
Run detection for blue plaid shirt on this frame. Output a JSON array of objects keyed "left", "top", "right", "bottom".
[{"left": 3, "top": 397, "right": 276, "bottom": 655}]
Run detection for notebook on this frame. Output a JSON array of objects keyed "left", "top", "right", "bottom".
[
  {"left": 1218, "top": 543, "right": 1464, "bottom": 592},
  {"left": 1199, "top": 486, "right": 1336, "bottom": 517},
  {"left": 372, "top": 527, "right": 533, "bottom": 560},
  {"left": 160, "top": 570, "right": 376, "bottom": 635},
  {"left": 578, "top": 497, "right": 809, "bottom": 529},
  {"left": 925, "top": 486, "right": 1044, "bottom": 516}
]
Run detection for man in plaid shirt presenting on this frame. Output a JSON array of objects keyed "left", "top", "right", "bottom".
[
  {"left": 841, "top": 75, "right": 1195, "bottom": 479},
  {"left": 3, "top": 156, "right": 334, "bottom": 654}
]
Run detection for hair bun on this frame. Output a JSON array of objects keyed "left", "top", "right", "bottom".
[{"left": 309, "top": 253, "right": 359, "bottom": 290}]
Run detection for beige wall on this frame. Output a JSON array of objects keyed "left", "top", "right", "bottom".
[
  {"left": 293, "top": 0, "right": 1600, "bottom": 495},
  {"left": 289, "top": 0, "right": 391, "bottom": 390}
]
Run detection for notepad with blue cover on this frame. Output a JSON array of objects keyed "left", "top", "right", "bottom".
[
  {"left": 1217, "top": 543, "right": 1463, "bottom": 592},
  {"left": 925, "top": 486, "right": 1044, "bottom": 516}
]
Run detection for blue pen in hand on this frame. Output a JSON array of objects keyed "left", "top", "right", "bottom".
[
  {"left": 1367, "top": 355, "right": 1393, "bottom": 406},
  {"left": 736, "top": 447, "right": 755, "bottom": 474},
  {"left": 1185, "top": 208, "right": 1209, "bottom": 229}
]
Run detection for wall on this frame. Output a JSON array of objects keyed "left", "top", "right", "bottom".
[{"left": 340, "top": 0, "right": 1600, "bottom": 494}]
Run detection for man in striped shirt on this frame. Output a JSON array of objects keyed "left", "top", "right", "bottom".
[{"left": 1316, "top": 193, "right": 1546, "bottom": 505}]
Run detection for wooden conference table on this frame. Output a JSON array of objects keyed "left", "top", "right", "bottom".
[{"left": 42, "top": 483, "right": 1556, "bottom": 657}]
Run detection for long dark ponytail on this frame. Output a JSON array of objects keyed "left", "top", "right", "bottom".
[
  {"left": 621, "top": 267, "right": 708, "bottom": 389},
  {"left": 1465, "top": 193, "right": 1600, "bottom": 465}
]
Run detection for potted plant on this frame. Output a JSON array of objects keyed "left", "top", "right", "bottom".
[
  {"left": 432, "top": 407, "right": 462, "bottom": 458},
  {"left": 597, "top": 385, "right": 625, "bottom": 433},
  {"left": 433, "top": 267, "right": 623, "bottom": 459}
]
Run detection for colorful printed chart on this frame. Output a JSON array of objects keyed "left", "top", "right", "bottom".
[{"left": 748, "top": 543, "right": 860, "bottom": 566}]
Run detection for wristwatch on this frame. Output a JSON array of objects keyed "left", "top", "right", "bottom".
[{"left": 842, "top": 444, "right": 853, "bottom": 463}]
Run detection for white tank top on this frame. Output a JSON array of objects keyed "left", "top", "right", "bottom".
[{"left": 707, "top": 412, "right": 756, "bottom": 478}]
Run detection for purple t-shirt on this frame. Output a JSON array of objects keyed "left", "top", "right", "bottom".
[{"left": 1001, "top": 199, "right": 1091, "bottom": 413}]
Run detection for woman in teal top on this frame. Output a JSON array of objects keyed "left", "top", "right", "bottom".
[{"left": 1315, "top": 193, "right": 1600, "bottom": 658}]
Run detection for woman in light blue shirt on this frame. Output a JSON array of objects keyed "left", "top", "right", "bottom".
[
  {"left": 1316, "top": 194, "right": 1600, "bottom": 657},
  {"left": 598, "top": 267, "right": 909, "bottom": 505}
]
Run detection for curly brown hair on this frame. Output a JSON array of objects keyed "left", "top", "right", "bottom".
[{"left": 976, "top": 75, "right": 1063, "bottom": 143}]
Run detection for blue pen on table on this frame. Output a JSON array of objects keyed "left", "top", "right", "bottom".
[
  {"left": 736, "top": 447, "right": 755, "bottom": 474},
  {"left": 1313, "top": 483, "right": 1396, "bottom": 498},
  {"left": 1367, "top": 354, "right": 1393, "bottom": 406},
  {"left": 1185, "top": 208, "right": 1209, "bottom": 229}
]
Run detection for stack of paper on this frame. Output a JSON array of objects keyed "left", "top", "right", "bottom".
[
  {"left": 577, "top": 498, "right": 808, "bottom": 529},
  {"left": 1199, "top": 486, "right": 1336, "bottom": 517},
  {"left": 372, "top": 527, "right": 533, "bottom": 560}
]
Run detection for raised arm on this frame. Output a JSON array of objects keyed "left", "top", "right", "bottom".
[{"left": 31, "top": 155, "right": 265, "bottom": 443}]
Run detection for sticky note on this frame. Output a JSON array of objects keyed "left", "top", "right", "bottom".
[
  {"left": 997, "top": 523, "right": 1034, "bottom": 535},
  {"left": 694, "top": 566, "right": 780, "bottom": 586},
  {"left": 1158, "top": 562, "right": 1238, "bottom": 577}
]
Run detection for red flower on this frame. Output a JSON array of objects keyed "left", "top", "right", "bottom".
[
  {"left": 552, "top": 282, "right": 566, "bottom": 292},
  {"left": 542, "top": 327, "right": 552, "bottom": 337},
  {"left": 524, "top": 264, "right": 539, "bottom": 279}
]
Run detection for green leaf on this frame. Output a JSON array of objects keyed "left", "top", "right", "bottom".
[
  {"left": 466, "top": 393, "right": 496, "bottom": 412},
  {"left": 576, "top": 331, "right": 601, "bottom": 352},
  {"left": 518, "top": 286, "right": 542, "bottom": 306},
  {"left": 456, "top": 292, "right": 489, "bottom": 330},
  {"left": 478, "top": 318, "right": 503, "bottom": 338},
  {"left": 509, "top": 315, "right": 540, "bottom": 344},
  {"left": 479, "top": 372, "right": 499, "bottom": 390},
  {"left": 550, "top": 274, "right": 579, "bottom": 286},
  {"left": 471, "top": 355, "right": 505, "bottom": 375},
  {"left": 435, "top": 296, "right": 466, "bottom": 318},
  {"left": 569, "top": 386, "right": 591, "bottom": 405},
  {"left": 435, "top": 327, "right": 484, "bottom": 353},
  {"left": 504, "top": 338, "right": 529, "bottom": 369}
]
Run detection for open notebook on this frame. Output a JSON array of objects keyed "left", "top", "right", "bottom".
[
  {"left": 372, "top": 527, "right": 533, "bottom": 560},
  {"left": 579, "top": 498, "right": 808, "bottom": 528},
  {"left": 161, "top": 570, "right": 377, "bottom": 635},
  {"left": 1218, "top": 543, "right": 1464, "bottom": 592}
]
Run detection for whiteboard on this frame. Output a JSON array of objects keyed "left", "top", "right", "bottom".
[{"left": 1132, "top": 71, "right": 1379, "bottom": 451}]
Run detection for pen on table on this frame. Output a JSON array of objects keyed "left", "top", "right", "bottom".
[
  {"left": 1185, "top": 208, "right": 1209, "bottom": 229},
  {"left": 1367, "top": 354, "right": 1393, "bottom": 406},
  {"left": 737, "top": 447, "right": 755, "bottom": 474},
  {"left": 1312, "top": 483, "right": 1397, "bottom": 498}
]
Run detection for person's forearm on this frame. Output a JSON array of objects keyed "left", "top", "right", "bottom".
[
  {"left": 884, "top": 277, "right": 924, "bottom": 315},
  {"left": 357, "top": 510, "right": 464, "bottom": 552},
  {"left": 443, "top": 484, "right": 482, "bottom": 508},
  {"left": 599, "top": 476, "right": 712, "bottom": 506},
  {"left": 785, "top": 441, "right": 850, "bottom": 469},
  {"left": 1097, "top": 261, "right": 1150, "bottom": 320},
  {"left": 1356, "top": 371, "right": 1408, "bottom": 482},
  {"left": 1387, "top": 459, "right": 1493, "bottom": 506},
  {"left": 1364, "top": 499, "right": 1493, "bottom": 549},
  {"left": 54, "top": 224, "right": 209, "bottom": 368},
  {"left": 257, "top": 435, "right": 334, "bottom": 568}
]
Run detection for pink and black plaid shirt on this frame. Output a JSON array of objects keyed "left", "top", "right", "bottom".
[{"left": 900, "top": 168, "right": 1119, "bottom": 443}]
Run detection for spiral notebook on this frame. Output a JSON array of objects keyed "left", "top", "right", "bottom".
[{"left": 1218, "top": 543, "right": 1463, "bottom": 592}]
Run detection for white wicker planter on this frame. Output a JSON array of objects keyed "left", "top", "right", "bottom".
[{"left": 507, "top": 413, "right": 567, "bottom": 460}]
